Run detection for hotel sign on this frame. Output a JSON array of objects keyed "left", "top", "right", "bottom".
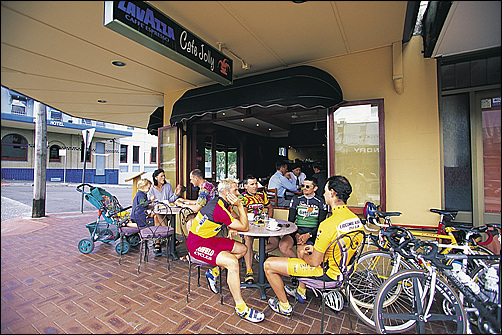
[{"left": 104, "top": 1, "right": 232, "bottom": 85}]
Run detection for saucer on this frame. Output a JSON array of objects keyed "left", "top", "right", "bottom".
[{"left": 266, "top": 226, "right": 281, "bottom": 231}]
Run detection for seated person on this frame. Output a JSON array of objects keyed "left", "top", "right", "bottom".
[
  {"left": 125, "top": 178, "right": 154, "bottom": 227},
  {"left": 264, "top": 175, "right": 364, "bottom": 316},
  {"left": 239, "top": 174, "right": 277, "bottom": 284},
  {"left": 148, "top": 168, "right": 183, "bottom": 228},
  {"left": 186, "top": 178, "right": 265, "bottom": 323},
  {"left": 285, "top": 164, "right": 306, "bottom": 199},
  {"left": 267, "top": 160, "right": 297, "bottom": 207},
  {"left": 175, "top": 168, "right": 216, "bottom": 212},
  {"left": 279, "top": 177, "right": 327, "bottom": 259}
]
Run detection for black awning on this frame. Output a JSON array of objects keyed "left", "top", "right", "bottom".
[
  {"left": 170, "top": 65, "right": 343, "bottom": 126},
  {"left": 147, "top": 106, "right": 163, "bottom": 136}
]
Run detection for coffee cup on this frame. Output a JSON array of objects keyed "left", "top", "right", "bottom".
[
  {"left": 267, "top": 219, "right": 279, "bottom": 230},
  {"left": 247, "top": 213, "right": 255, "bottom": 222}
]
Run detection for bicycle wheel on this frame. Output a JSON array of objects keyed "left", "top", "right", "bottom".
[
  {"left": 348, "top": 250, "right": 414, "bottom": 329},
  {"left": 374, "top": 269, "right": 467, "bottom": 334}
]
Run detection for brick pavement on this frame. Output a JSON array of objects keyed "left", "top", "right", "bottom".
[{"left": 1, "top": 211, "right": 376, "bottom": 334}]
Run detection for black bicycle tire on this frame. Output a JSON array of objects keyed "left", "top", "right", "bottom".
[{"left": 374, "top": 269, "right": 467, "bottom": 334}]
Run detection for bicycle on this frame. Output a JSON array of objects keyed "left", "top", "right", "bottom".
[
  {"left": 347, "top": 203, "right": 498, "bottom": 330},
  {"left": 373, "top": 237, "right": 500, "bottom": 334}
]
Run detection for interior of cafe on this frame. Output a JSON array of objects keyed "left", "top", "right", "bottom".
[{"left": 163, "top": 65, "right": 340, "bottom": 198}]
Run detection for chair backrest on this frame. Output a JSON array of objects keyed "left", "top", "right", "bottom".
[
  {"left": 139, "top": 201, "right": 173, "bottom": 236},
  {"left": 179, "top": 207, "right": 196, "bottom": 243},
  {"left": 327, "top": 230, "right": 366, "bottom": 279},
  {"left": 265, "top": 187, "right": 278, "bottom": 207}
]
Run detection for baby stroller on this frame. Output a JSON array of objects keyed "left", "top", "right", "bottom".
[{"left": 76, "top": 183, "right": 135, "bottom": 255}]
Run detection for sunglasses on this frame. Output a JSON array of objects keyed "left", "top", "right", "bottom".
[{"left": 301, "top": 184, "right": 313, "bottom": 189}]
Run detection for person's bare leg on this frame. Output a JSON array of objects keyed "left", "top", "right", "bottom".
[
  {"left": 279, "top": 235, "right": 297, "bottom": 258},
  {"left": 216, "top": 251, "right": 245, "bottom": 304},
  {"left": 244, "top": 236, "right": 254, "bottom": 272},
  {"left": 264, "top": 256, "right": 290, "bottom": 303},
  {"left": 266, "top": 236, "right": 280, "bottom": 254}
]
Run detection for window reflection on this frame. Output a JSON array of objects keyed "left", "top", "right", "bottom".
[{"left": 333, "top": 104, "right": 380, "bottom": 206}]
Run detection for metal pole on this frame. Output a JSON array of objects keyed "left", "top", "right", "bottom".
[
  {"left": 63, "top": 150, "right": 67, "bottom": 183},
  {"left": 33, "top": 102, "right": 47, "bottom": 218},
  {"left": 81, "top": 130, "right": 89, "bottom": 213}
]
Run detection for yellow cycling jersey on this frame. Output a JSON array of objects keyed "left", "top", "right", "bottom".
[{"left": 313, "top": 205, "right": 364, "bottom": 279}]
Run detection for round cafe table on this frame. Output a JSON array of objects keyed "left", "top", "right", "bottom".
[{"left": 240, "top": 219, "right": 297, "bottom": 299}]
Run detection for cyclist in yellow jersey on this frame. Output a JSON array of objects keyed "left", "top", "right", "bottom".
[{"left": 264, "top": 175, "right": 364, "bottom": 316}]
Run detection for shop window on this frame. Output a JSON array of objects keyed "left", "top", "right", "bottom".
[
  {"left": 133, "top": 146, "right": 139, "bottom": 164},
  {"left": 1, "top": 134, "right": 28, "bottom": 161},
  {"left": 150, "top": 147, "right": 157, "bottom": 163},
  {"left": 329, "top": 100, "right": 385, "bottom": 209},
  {"left": 120, "top": 144, "right": 128, "bottom": 163},
  {"left": 49, "top": 145, "right": 61, "bottom": 162}
]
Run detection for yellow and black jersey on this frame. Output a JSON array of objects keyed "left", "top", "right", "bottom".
[{"left": 189, "top": 197, "right": 234, "bottom": 239}]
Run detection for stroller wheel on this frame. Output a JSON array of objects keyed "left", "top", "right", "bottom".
[
  {"left": 115, "top": 241, "right": 130, "bottom": 255},
  {"left": 126, "top": 233, "right": 140, "bottom": 247},
  {"left": 78, "top": 239, "right": 94, "bottom": 254}
]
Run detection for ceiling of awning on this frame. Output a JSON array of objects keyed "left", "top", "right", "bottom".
[{"left": 168, "top": 65, "right": 343, "bottom": 134}]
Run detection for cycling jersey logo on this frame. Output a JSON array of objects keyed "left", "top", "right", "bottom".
[
  {"left": 337, "top": 218, "right": 363, "bottom": 233},
  {"left": 195, "top": 215, "right": 208, "bottom": 233},
  {"left": 297, "top": 205, "right": 319, "bottom": 218}
]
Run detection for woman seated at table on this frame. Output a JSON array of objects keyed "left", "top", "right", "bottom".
[{"left": 147, "top": 168, "right": 183, "bottom": 255}]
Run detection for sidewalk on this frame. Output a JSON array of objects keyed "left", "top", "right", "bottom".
[{"left": 1, "top": 211, "right": 375, "bottom": 334}]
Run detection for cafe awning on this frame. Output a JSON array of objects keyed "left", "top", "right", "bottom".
[
  {"left": 169, "top": 65, "right": 343, "bottom": 126},
  {"left": 147, "top": 106, "right": 163, "bottom": 136}
]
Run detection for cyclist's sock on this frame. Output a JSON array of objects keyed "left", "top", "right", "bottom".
[
  {"left": 279, "top": 300, "right": 291, "bottom": 311},
  {"left": 297, "top": 286, "right": 306, "bottom": 296},
  {"left": 246, "top": 269, "right": 253, "bottom": 275},
  {"left": 235, "top": 301, "right": 247, "bottom": 313},
  {"left": 211, "top": 267, "right": 220, "bottom": 278}
]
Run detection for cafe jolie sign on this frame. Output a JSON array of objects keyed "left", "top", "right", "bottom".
[{"left": 104, "top": 1, "right": 233, "bottom": 85}]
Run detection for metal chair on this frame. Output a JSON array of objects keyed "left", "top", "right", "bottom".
[
  {"left": 179, "top": 207, "right": 224, "bottom": 304},
  {"left": 116, "top": 216, "right": 141, "bottom": 265},
  {"left": 137, "top": 201, "right": 174, "bottom": 274},
  {"left": 294, "top": 230, "right": 366, "bottom": 333}
]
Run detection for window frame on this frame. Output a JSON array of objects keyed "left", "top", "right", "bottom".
[
  {"left": 120, "top": 144, "right": 128, "bottom": 163},
  {"left": 49, "top": 144, "right": 61, "bottom": 162},
  {"left": 327, "top": 99, "right": 386, "bottom": 213},
  {"left": 132, "top": 145, "right": 140, "bottom": 164},
  {"left": 150, "top": 146, "right": 157, "bottom": 164},
  {"left": 1, "top": 133, "right": 29, "bottom": 161}
]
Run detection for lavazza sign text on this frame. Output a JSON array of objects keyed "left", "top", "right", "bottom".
[{"left": 104, "top": 1, "right": 233, "bottom": 85}]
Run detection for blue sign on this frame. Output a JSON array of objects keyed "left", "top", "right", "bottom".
[{"left": 104, "top": 1, "right": 233, "bottom": 85}]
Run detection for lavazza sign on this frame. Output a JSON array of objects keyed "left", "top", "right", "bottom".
[{"left": 104, "top": 1, "right": 233, "bottom": 85}]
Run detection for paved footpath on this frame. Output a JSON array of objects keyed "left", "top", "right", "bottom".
[{"left": 1, "top": 210, "right": 375, "bottom": 334}]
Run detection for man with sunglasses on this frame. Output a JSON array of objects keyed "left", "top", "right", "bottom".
[{"left": 278, "top": 177, "right": 327, "bottom": 259}]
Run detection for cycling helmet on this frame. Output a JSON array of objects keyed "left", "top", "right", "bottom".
[
  {"left": 323, "top": 290, "right": 344, "bottom": 312},
  {"left": 364, "top": 202, "right": 379, "bottom": 225}
]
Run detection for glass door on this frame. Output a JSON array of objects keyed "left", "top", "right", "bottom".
[{"left": 475, "top": 90, "right": 501, "bottom": 225}]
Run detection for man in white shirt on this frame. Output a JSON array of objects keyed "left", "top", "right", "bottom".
[{"left": 267, "top": 160, "right": 297, "bottom": 207}]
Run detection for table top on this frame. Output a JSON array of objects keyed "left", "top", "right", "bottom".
[
  {"left": 239, "top": 219, "right": 297, "bottom": 237},
  {"left": 152, "top": 201, "right": 183, "bottom": 215}
]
